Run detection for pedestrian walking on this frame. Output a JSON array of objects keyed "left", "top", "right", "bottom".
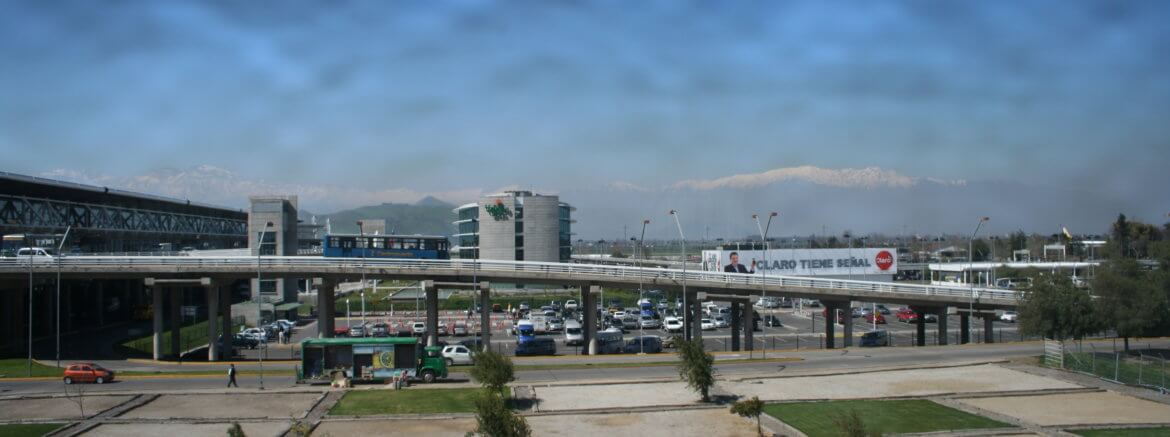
[{"left": 227, "top": 363, "right": 238, "bottom": 387}]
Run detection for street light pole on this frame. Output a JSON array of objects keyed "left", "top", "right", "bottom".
[
  {"left": 26, "top": 237, "right": 33, "bottom": 376},
  {"left": 357, "top": 221, "right": 367, "bottom": 326},
  {"left": 55, "top": 226, "right": 71, "bottom": 368},
  {"left": 637, "top": 219, "right": 649, "bottom": 354},
  {"left": 669, "top": 210, "right": 688, "bottom": 341},
  {"left": 969, "top": 217, "right": 990, "bottom": 339},
  {"left": 753, "top": 212, "right": 777, "bottom": 358},
  {"left": 256, "top": 221, "right": 273, "bottom": 390}
]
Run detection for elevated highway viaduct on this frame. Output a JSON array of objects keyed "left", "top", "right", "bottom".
[{"left": 0, "top": 256, "right": 1016, "bottom": 361}]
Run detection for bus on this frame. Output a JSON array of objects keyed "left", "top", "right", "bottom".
[
  {"left": 298, "top": 337, "right": 447, "bottom": 384},
  {"left": 321, "top": 234, "right": 450, "bottom": 259}
]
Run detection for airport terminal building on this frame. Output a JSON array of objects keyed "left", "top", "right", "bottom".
[{"left": 452, "top": 191, "right": 574, "bottom": 263}]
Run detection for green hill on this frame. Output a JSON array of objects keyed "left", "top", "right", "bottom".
[{"left": 321, "top": 198, "right": 456, "bottom": 237}]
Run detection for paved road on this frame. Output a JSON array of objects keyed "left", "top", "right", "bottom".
[{"left": 9, "top": 339, "right": 1164, "bottom": 396}]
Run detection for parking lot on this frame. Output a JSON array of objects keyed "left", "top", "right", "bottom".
[{"left": 311, "top": 300, "right": 1025, "bottom": 357}]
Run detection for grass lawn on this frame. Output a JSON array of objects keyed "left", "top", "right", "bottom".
[
  {"left": 1064, "top": 352, "right": 1170, "bottom": 388},
  {"left": 0, "top": 423, "right": 67, "bottom": 436},
  {"left": 510, "top": 357, "right": 801, "bottom": 371},
  {"left": 1071, "top": 428, "right": 1170, "bottom": 437},
  {"left": 120, "top": 317, "right": 241, "bottom": 356},
  {"left": 328, "top": 387, "right": 510, "bottom": 415},
  {"left": 763, "top": 399, "right": 1010, "bottom": 437},
  {"left": 0, "top": 358, "right": 64, "bottom": 378}
]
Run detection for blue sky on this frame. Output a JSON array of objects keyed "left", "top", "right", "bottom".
[{"left": 2, "top": 1, "right": 1168, "bottom": 233}]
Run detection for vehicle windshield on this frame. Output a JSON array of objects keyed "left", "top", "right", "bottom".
[
  {"left": 518, "top": 327, "right": 534, "bottom": 336},
  {"left": 566, "top": 328, "right": 581, "bottom": 334}
]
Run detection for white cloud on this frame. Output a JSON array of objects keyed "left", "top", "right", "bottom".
[{"left": 668, "top": 165, "right": 962, "bottom": 191}]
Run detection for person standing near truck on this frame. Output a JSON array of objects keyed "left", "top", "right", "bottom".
[{"left": 227, "top": 364, "right": 238, "bottom": 387}]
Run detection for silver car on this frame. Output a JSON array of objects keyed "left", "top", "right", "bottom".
[{"left": 639, "top": 315, "right": 660, "bottom": 329}]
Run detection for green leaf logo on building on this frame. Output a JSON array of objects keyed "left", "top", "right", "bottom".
[{"left": 485, "top": 198, "right": 513, "bottom": 221}]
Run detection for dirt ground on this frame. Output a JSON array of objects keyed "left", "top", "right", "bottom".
[
  {"left": 83, "top": 421, "right": 290, "bottom": 437},
  {"left": 0, "top": 395, "right": 132, "bottom": 420},
  {"left": 311, "top": 409, "right": 756, "bottom": 437},
  {"left": 720, "top": 364, "right": 1080, "bottom": 401},
  {"left": 958, "top": 391, "right": 1170, "bottom": 426},
  {"left": 119, "top": 392, "right": 321, "bottom": 419},
  {"left": 532, "top": 381, "right": 702, "bottom": 411}
]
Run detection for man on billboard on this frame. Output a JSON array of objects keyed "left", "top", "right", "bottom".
[{"left": 723, "top": 252, "right": 755, "bottom": 274}]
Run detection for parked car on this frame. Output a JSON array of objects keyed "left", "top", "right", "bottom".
[
  {"left": 640, "top": 315, "right": 661, "bottom": 329},
  {"left": 859, "top": 330, "right": 891, "bottom": 347},
  {"left": 548, "top": 318, "right": 565, "bottom": 332},
  {"left": 564, "top": 320, "right": 584, "bottom": 346},
  {"left": 712, "top": 315, "right": 730, "bottom": 328},
  {"left": 807, "top": 299, "right": 822, "bottom": 307},
  {"left": 594, "top": 331, "right": 625, "bottom": 354},
  {"left": 859, "top": 307, "right": 873, "bottom": 318},
  {"left": 370, "top": 323, "right": 390, "bottom": 337},
  {"left": 63, "top": 362, "right": 115, "bottom": 384},
  {"left": 240, "top": 327, "right": 268, "bottom": 342},
  {"left": 218, "top": 333, "right": 258, "bottom": 350},
  {"left": 876, "top": 305, "right": 891, "bottom": 315},
  {"left": 348, "top": 324, "right": 366, "bottom": 337},
  {"left": 664, "top": 317, "right": 683, "bottom": 333},
  {"left": 459, "top": 338, "right": 484, "bottom": 350},
  {"left": 492, "top": 303, "right": 503, "bottom": 313},
  {"left": 453, "top": 321, "right": 469, "bottom": 336},
  {"left": 564, "top": 299, "right": 579, "bottom": 311},
  {"left": 515, "top": 337, "right": 557, "bottom": 356},
  {"left": 851, "top": 307, "right": 866, "bottom": 318},
  {"left": 274, "top": 319, "right": 296, "bottom": 331},
  {"left": 518, "top": 302, "right": 530, "bottom": 312},
  {"left": 762, "top": 315, "right": 783, "bottom": 327},
  {"left": 895, "top": 308, "right": 918, "bottom": 323},
  {"left": 411, "top": 321, "right": 426, "bottom": 336},
  {"left": 441, "top": 345, "right": 474, "bottom": 366},
  {"left": 623, "top": 336, "right": 663, "bottom": 354},
  {"left": 333, "top": 327, "right": 350, "bottom": 337},
  {"left": 700, "top": 318, "right": 715, "bottom": 330},
  {"left": 864, "top": 313, "right": 887, "bottom": 324},
  {"left": 1000, "top": 311, "right": 1018, "bottom": 323},
  {"left": 437, "top": 324, "right": 449, "bottom": 336}
]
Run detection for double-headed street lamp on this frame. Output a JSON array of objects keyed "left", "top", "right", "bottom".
[
  {"left": 256, "top": 221, "right": 273, "bottom": 390},
  {"left": 55, "top": 226, "right": 71, "bottom": 368},
  {"left": 969, "top": 217, "right": 990, "bottom": 331},
  {"left": 357, "top": 221, "right": 367, "bottom": 326},
  {"left": 668, "top": 210, "right": 689, "bottom": 341},
  {"left": 752, "top": 212, "right": 777, "bottom": 357},
  {"left": 637, "top": 219, "right": 649, "bottom": 354}
]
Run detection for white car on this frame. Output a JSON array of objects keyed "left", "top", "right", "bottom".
[
  {"left": 14, "top": 247, "right": 55, "bottom": 264},
  {"left": 441, "top": 345, "right": 474, "bottom": 366},
  {"left": 274, "top": 319, "right": 295, "bottom": 331},
  {"left": 713, "top": 316, "right": 729, "bottom": 328},
  {"left": 1000, "top": 311, "right": 1018, "bottom": 323},
  {"left": 564, "top": 300, "right": 579, "bottom": 311},
  {"left": 664, "top": 317, "right": 683, "bottom": 333},
  {"left": 564, "top": 320, "right": 584, "bottom": 345},
  {"left": 639, "top": 315, "right": 660, "bottom": 329},
  {"left": 411, "top": 321, "right": 426, "bottom": 336},
  {"left": 240, "top": 327, "right": 268, "bottom": 342},
  {"left": 700, "top": 319, "right": 715, "bottom": 331}
]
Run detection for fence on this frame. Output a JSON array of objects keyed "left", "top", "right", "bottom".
[{"left": 1061, "top": 341, "right": 1169, "bottom": 394}]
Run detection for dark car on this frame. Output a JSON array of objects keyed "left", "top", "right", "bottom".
[
  {"left": 515, "top": 337, "right": 556, "bottom": 356},
  {"left": 395, "top": 329, "right": 414, "bottom": 338},
  {"left": 860, "top": 330, "right": 891, "bottom": 347},
  {"left": 876, "top": 305, "right": 891, "bottom": 315},
  {"left": 370, "top": 323, "right": 390, "bottom": 337},
  {"left": 623, "top": 336, "right": 663, "bottom": 354},
  {"left": 762, "top": 315, "right": 783, "bottom": 327},
  {"left": 219, "top": 333, "right": 259, "bottom": 350}
]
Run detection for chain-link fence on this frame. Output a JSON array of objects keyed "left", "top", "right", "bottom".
[{"left": 1060, "top": 341, "right": 1169, "bottom": 394}]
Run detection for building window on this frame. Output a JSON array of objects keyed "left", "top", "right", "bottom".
[
  {"left": 515, "top": 236, "right": 524, "bottom": 248},
  {"left": 373, "top": 238, "right": 385, "bottom": 249},
  {"left": 356, "top": 237, "right": 368, "bottom": 248},
  {"left": 515, "top": 221, "right": 523, "bottom": 234},
  {"left": 257, "top": 232, "right": 277, "bottom": 255},
  {"left": 515, "top": 249, "right": 523, "bottom": 261},
  {"left": 259, "top": 279, "right": 277, "bottom": 295}
]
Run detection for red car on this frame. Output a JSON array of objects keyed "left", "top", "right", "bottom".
[
  {"left": 864, "top": 313, "right": 887, "bottom": 324},
  {"left": 64, "top": 362, "right": 115, "bottom": 384},
  {"left": 334, "top": 327, "right": 349, "bottom": 336},
  {"left": 895, "top": 308, "right": 918, "bottom": 323}
]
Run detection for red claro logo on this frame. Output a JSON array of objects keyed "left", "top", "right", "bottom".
[{"left": 875, "top": 250, "right": 894, "bottom": 271}]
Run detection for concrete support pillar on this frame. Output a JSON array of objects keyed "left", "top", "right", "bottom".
[
  {"left": 478, "top": 282, "right": 491, "bottom": 352},
  {"left": 424, "top": 280, "right": 438, "bottom": 347},
  {"left": 843, "top": 302, "right": 854, "bottom": 347},
  {"left": 207, "top": 282, "right": 219, "bottom": 362},
  {"left": 690, "top": 293, "right": 703, "bottom": 343},
  {"left": 219, "top": 284, "right": 233, "bottom": 358},
  {"left": 95, "top": 281, "right": 105, "bottom": 326},
  {"left": 581, "top": 284, "right": 597, "bottom": 355},
  {"left": 824, "top": 302, "right": 837, "bottom": 349},
  {"left": 915, "top": 308, "right": 927, "bottom": 347},
  {"left": 730, "top": 301, "right": 741, "bottom": 351},
  {"left": 316, "top": 278, "right": 336, "bottom": 338},
  {"left": 151, "top": 286, "right": 163, "bottom": 360},
  {"left": 170, "top": 287, "right": 182, "bottom": 359},
  {"left": 960, "top": 313, "right": 971, "bottom": 344},
  {"left": 743, "top": 306, "right": 754, "bottom": 351},
  {"left": 62, "top": 283, "right": 74, "bottom": 332},
  {"left": 937, "top": 308, "right": 949, "bottom": 346},
  {"left": 983, "top": 315, "right": 995, "bottom": 343}
]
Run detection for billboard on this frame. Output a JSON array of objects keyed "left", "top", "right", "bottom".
[{"left": 701, "top": 248, "right": 897, "bottom": 277}]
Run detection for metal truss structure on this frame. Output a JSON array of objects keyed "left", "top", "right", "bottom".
[{"left": 0, "top": 194, "right": 246, "bottom": 237}]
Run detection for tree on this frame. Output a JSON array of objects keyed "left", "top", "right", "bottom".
[
  {"left": 730, "top": 396, "right": 764, "bottom": 436},
  {"left": 1093, "top": 258, "right": 1170, "bottom": 352},
  {"left": 675, "top": 337, "right": 715, "bottom": 402},
  {"left": 472, "top": 390, "right": 531, "bottom": 437},
  {"left": 1017, "top": 274, "right": 1097, "bottom": 340},
  {"left": 1009, "top": 231, "right": 1029, "bottom": 252},
  {"left": 833, "top": 410, "right": 880, "bottom": 437},
  {"left": 469, "top": 350, "right": 515, "bottom": 395},
  {"left": 971, "top": 239, "right": 991, "bottom": 262},
  {"left": 227, "top": 423, "right": 247, "bottom": 437},
  {"left": 1112, "top": 214, "right": 1131, "bottom": 258}
]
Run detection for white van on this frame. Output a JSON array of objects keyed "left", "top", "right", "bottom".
[{"left": 564, "top": 320, "right": 584, "bottom": 346}]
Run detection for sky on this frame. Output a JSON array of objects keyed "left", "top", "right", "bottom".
[{"left": 2, "top": 1, "right": 1168, "bottom": 237}]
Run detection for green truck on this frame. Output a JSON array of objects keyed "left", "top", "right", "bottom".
[{"left": 298, "top": 337, "right": 448, "bottom": 384}]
